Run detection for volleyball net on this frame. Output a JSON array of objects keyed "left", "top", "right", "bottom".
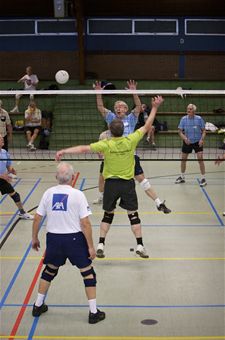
[{"left": 0, "top": 89, "right": 224, "bottom": 161}]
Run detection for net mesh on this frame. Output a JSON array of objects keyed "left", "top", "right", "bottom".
[{"left": 0, "top": 89, "right": 224, "bottom": 161}]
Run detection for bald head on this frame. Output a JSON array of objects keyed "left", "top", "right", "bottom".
[{"left": 56, "top": 162, "right": 74, "bottom": 185}]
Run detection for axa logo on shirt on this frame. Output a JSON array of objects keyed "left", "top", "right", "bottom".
[{"left": 52, "top": 194, "right": 68, "bottom": 211}]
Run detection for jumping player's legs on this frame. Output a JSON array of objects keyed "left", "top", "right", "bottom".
[{"left": 134, "top": 155, "right": 171, "bottom": 214}]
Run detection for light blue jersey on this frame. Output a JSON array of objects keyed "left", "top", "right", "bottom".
[
  {"left": 0, "top": 148, "right": 12, "bottom": 174},
  {"left": 105, "top": 111, "right": 138, "bottom": 136},
  {"left": 178, "top": 115, "right": 205, "bottom": 143}
]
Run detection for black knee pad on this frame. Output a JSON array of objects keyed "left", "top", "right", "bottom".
[
  {"left": 102, "top": 212, "right": 114, "bottom": 224},
  {"left": 11, "top": 192, "right": 20, "bottom": 203},
  {"left": 128, "top": 212, "right": 141, "bottom": 225},
  {"left": 81, "top": 267, "right": 97, "bottom": 287},
  {"left": 41, "top": 265, "right": 59, "bottom": 282}
]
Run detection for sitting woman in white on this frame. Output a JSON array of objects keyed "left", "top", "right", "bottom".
[{"left": 24, "top": 101, "right": 42, "bottom": 151}]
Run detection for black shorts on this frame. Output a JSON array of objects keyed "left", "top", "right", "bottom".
[
  {"left": 44, "top": 232, "right": 92, "bottom": 269},
  {"left": 0, "top": 178, "right": 14, "bottom": 195},
  {"left": 103, "top": 178, "right": 138, "bottom": 211},
  {"left": 24, "top": 126, "right": 42, "bottom": 135},
  {"left": 182, "top": 141, "right": 203, "bottom": 154},
  {"left": 99, "top": 156, "right": 144, "bottom": 176}
]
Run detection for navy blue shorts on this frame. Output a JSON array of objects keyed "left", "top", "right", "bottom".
[
  {"left": 44, "top": 232, "right": 92, "bottom": 269},
  {"left": 134, "top": 155, "right": 144, "bottom": 176}
]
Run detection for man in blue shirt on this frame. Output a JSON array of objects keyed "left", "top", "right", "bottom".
[{"left": 175, "top": 104, "right": 207, "bottom": 187}]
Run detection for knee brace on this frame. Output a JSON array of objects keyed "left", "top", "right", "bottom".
[
  {"left": 11, "top": 192, "right": 20, "bottom": 203},
  {"left": 140, "top": 179, "right": 151, "bottom": 191},
  {"left": 128, "top": 212, "right": 141, "bottom": 225},
  {"left": 41, "top": 265, "right": 59, "bottom": 282},
  {"left": 81, "top": 267, "right": 97, "bottom": 287},
  {"left": 102, "top": 212, "right": 114, "bottom": 224}
]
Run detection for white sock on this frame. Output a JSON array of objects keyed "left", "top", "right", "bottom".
[
  {"left": 99, "top": 192, "right": 103, "bottom": 199},
  {"left": 155, "top": 198, "right": 162, "bottom": 207},
  {"left": 181, "top": 173, "right": 185, "bottom": 179},
  {"left": 88, "top": 298, "right": 97, "bottom": 314},
  {"left": 35, "top": 293, "right": 45, "bottom": 307}
]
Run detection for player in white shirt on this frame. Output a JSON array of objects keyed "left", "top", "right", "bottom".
[
  {"left": 32, "top": 162, "right": 105, "bottom": 324},
  {"left": 11, "top": 66, "right": 39, "bottom": 113}
]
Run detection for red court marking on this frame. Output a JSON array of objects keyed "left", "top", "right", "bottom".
[
  {"left": 8, "top": 172, "right": 80, "bottom": 339},
  {"left": 9, "top": 251, "right": 45, "bottom": 340},
  {"left": 72, "top": 171, "right": 80, "bottom": 188}
]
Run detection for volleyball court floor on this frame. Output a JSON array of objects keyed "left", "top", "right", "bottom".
[{"left": 1, "top": 159, "right": 224, "bottom": 340}]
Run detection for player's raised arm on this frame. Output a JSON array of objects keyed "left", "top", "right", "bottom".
[
  {"left": 55, "top": 145, "right": 92, "bottom": 161},
  {"left": 126, "top": 80, "right": 141, "bottom": 117},
  {"left": 93, "top": 81, "right": 108, "bottom": 117}
]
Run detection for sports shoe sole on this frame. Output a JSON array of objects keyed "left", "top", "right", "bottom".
[
  {"left": 136, "top": 250, "right": 149, "bottom": 259},
  {"left": 96, "top": 249, "right": 105, "bottom": 258}
]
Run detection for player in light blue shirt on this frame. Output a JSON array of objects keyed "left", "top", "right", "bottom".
[
  {"left": 0, "top": 135, "right": 33, "bottom": 219},
  {"left": 175, "top": 103, "right": 207, "bottom": 187}
]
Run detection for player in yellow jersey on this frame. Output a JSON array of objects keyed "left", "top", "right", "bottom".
[{"left": 56, "top": 96, "right": 164, "bottom": 258}]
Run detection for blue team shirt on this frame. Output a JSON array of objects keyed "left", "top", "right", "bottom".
[
  {"left": 105, "top": 111, "right": 138, "bottom": 136},
  {"left": 178, "top": 115, "right": 205, "bottom": 143},
  {"left": 0, "top": 148, "right": 12, "bottom": 174}
]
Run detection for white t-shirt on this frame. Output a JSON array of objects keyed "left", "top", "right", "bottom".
[
  {"left": 37, "top": 184, "right": 92, "bottom": 234},
  {"left": 21, "top": 74, "right": 39, "bottom": 90},
  {"left": 24, "top": 108, "right": 42, "bottom": 127}
]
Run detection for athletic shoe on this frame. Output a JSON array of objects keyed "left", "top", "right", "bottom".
[
  {"left": 199, "top": 178, "right": 207, "bottom": 187},
  {"left": 10, "top": 106, "right": 19, "bottom": 113},
  {"left": 26, "top": 143, "right": 32, "bottom": 148},
  {"left": 146, "top": 136, "right": 150, "bottom": 143},
  {"left": 151, "top": 143, "right": 157, "bottom": 150},
  {"left": 157, "top": 201, "right": 171, "bottom": 214},
  {"left": 136, "top": 245, "right": 149, "bottom": 258},
  {"left": 96, "top": 243, "right": 105, "bottom": 258},
  {"left": 89, "top": 309, "right": 105, "bottom": 324},
  {"left": 30, "top": 144, "right": 36, "bottom": 151},
  {"left": 92, "top": 196, "right": 103, "bottom": 204},
  {"left": 32, "top": 303, "right": 48, "bottom": 317},
  {"left": 175, "top": 176, "right": 185, "bottom": 184},
  {"left": 223, "top": 212, "right": 225, "bottom": 216},
  {"left": 18, "top": 212, "right": 34, "bottom": 220}
]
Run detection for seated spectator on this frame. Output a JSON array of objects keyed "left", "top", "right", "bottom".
[
  {"left": 11, "top": 66, "right": 39, "bottom": 113},
  {"left": 0, "top": 99, "right": 12, "bottom": 151},
  {"left": 24, "top": 101, "right": 42, "bottom": 151},
  {"left": 135, "top": 103, "right": 160, "bottom": 150},
  {"left": 0, "top": 135, "right": 33, "bottom": 219}
]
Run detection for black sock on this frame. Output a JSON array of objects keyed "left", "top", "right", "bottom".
[
  {"left": 99, "top": 237, "right": 105, "bottom": 245},
  {"left": 19, "top": 209, "right": 25, "bottom": 214},
  {"left": 136, "top": 237, "right": 143, "bottom": 246}
]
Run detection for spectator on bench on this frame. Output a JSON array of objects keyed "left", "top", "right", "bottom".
[{"left": 24, "top": 101, "right": 42, "bottom": 151}]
